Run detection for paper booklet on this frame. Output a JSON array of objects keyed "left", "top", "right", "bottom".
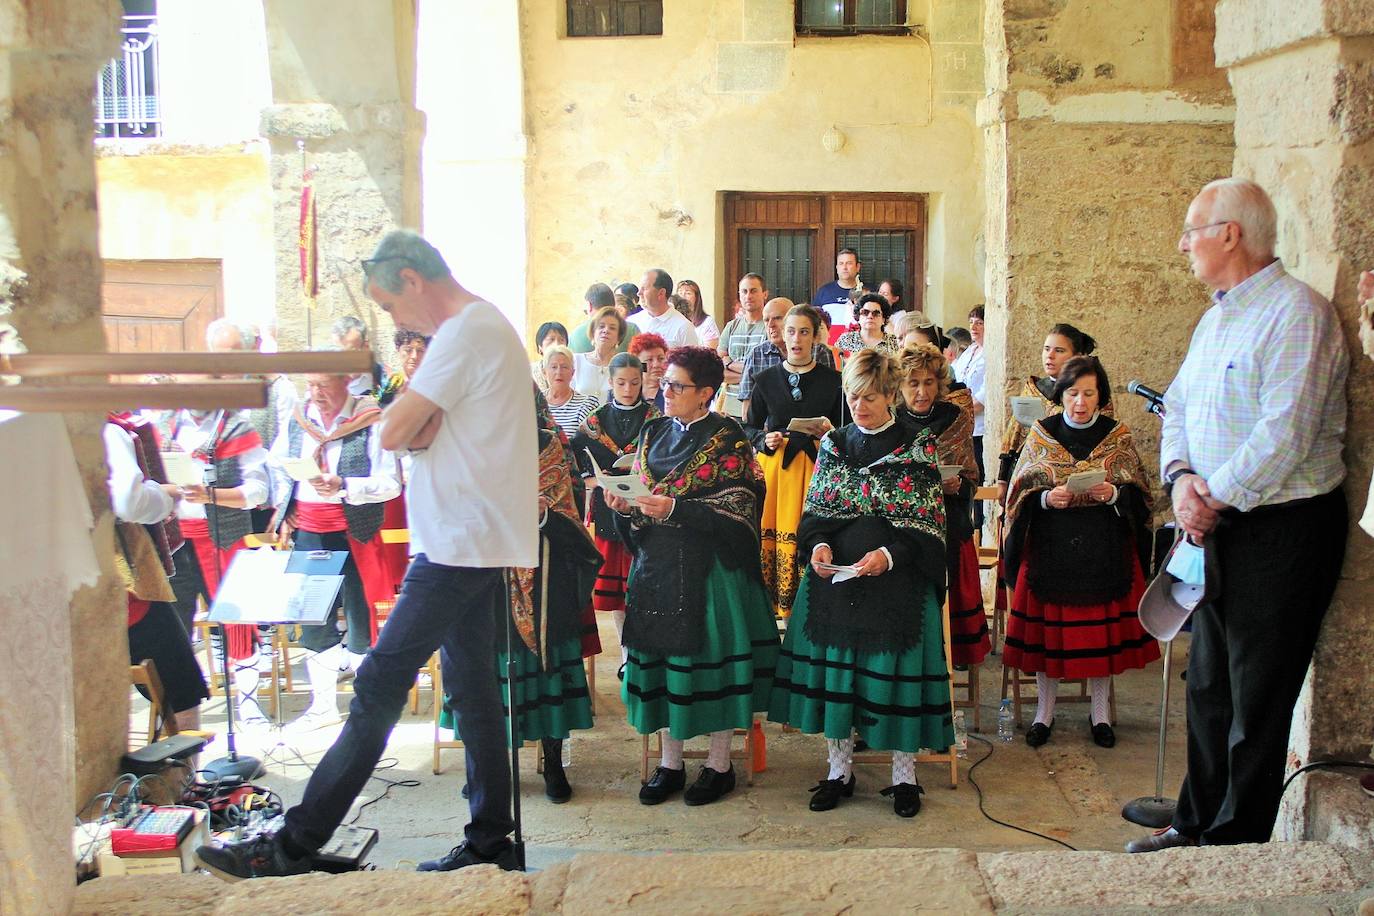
[
  {"left": 1065, "top": 468, "right": 1107, "bottom": 493},
  {"left": 612, "top": 453, "right": 637, "bottom": 470},
  {"left": 1010, "top": 396, "right": 1048, "bottom": 426},
  {"left": 813, "top": 561, "right": 862, "bottom": 584},
  {"left": 786, "top": 416, "right": 832, "bottom": 437},
  {"left": 938, "top": 464, "right": 964, "bottom": 482},
  {"left": 160, "top": 451, "right": 202, "bottom": 487},
  {"left": 276, "top": 455, "right": 326, "bottom": 483},
  {"left": 585, "top": 450, "right": 654, "bottom": 501}
]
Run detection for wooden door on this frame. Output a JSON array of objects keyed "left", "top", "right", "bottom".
[{"left": 101, "top": 259, "right": 224, "bottom": 353}]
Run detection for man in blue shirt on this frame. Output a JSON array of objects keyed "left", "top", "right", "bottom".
[{"left": 812, "top": 248, "right": 863, "bottom": 341}]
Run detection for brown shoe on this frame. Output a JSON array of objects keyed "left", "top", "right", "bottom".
[{"left": 1125, "top": 826, "right": 1197, "bottom": 854}]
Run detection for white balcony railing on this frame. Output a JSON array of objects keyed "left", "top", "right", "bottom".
[{"left": 94, "top": 14, "right": 161, "bottom": 139}]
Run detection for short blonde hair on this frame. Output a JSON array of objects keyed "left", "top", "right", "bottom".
[
  {"left": 897, "top": 342, "right": 951, "bottom": 400},
  {"left": 541, "top": 343, "right": 575, "bottom": 369},
  {"left": 589, "top": 305, "right": 626, "bottom": 342},
  {"left": 842, "top": 347, "right": 902, "bottom": 400},
  {"left": 891, "top": 312, "right": 926, "bottom": 339}
]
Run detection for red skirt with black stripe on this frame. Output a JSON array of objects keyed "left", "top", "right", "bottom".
[
  {"left": 591, "top": 535, "right": 631, "bottom": 613},
  {"left": 947, "top": 537, "right": 991, "bottom": 667},
  {"left": 1003, "top": 540, "right": 1159, "bottom": 679}
]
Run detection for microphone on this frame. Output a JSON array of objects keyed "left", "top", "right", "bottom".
[{"left": 1127, "top": 380, "right": 1166, "bottom": 416}]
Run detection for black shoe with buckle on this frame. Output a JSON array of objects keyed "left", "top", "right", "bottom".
[
  {"left": 416, "top": 840, "right": 519, "bottom": 872},
  {"left": 880, "top": 781, "right": 925, "bottom": 818},
  {"left": 196, "top": 832, "right": 314, "bottom": 882},
  {"left": 808, "top": 774, "right": 856, "bottom": 812},
  {"left": 1090, "top": 717, "right": 1116, "bottom": 748},
  {"left": 638, "top": 765, "right": 687, "bottom": 805},
  {"left": 684, "top": 764, "right": 736, "bottom": 806},
  {"left": 1026, "top": 719, "right": 1054, "bottom": 748}
]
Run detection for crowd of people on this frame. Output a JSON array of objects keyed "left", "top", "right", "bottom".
[{"left": 109, "top": 175, "right": 1351, "bottom": 880}]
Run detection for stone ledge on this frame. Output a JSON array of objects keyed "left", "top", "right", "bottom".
[
  {"left": 71, "top": 842, "right": 1374, "bottom": 914},
  {"left": 1216, "top": 0, "right": 1374, "bottom": 68}
]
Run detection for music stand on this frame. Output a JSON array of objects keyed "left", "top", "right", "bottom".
[{"left": 206, "top": 547, "right": 347, "bottom": 772}]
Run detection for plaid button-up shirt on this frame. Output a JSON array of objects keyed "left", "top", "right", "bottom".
[
  {"left": 1161, "top": 260, "right": 1348, "bottom": 512},
  {"left": 738, "top": 339, "right": 835, "bottom": 402}
]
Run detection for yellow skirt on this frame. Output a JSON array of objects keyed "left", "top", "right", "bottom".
[{"left": 759, "top": 448, "right": 816, "bottom": 618}]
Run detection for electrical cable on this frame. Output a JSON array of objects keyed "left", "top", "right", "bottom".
[
  {"left": 1279, "top": 760, "right": 1374, "bottom": 799},
  {"left": 965, "top": 735, "right": 1078, "bottom": 851}
]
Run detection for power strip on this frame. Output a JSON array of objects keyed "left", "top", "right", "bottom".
[{"left": 312, "top": 824, "right": 378, "bottom": 873}]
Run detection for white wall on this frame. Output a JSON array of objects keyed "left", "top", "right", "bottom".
[{"left": 156, "top": 0, "right": 272, "bottom": 144}]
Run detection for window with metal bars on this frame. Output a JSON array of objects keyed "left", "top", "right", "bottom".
[
  {"left": 795, "top": 0, "right": 910, "bottom": 35},
  {"left": 741, "top": 230, "right": 815, "bottom": 307},
  {"left": 567, "top": 0, "right": 663, "bottom": 37},
  {"left": 94, "top": 2, "right": 161, "bottom": 139},
  {"left": 836, "top": 229, "right": 911, "bottom": 299}
]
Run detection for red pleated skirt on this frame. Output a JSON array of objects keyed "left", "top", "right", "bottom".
[
  {"left": 592, "top": 535, "right": 631, "bottom": 613},
  {"left": 1003, "top": 540, "right": 1159, "bottom": 679},
  {"left": 579, "top": 601, "right": 602, "bottom": 658},
  {"left": 948, "top": 537, "right": 991, "bottom": 667}
]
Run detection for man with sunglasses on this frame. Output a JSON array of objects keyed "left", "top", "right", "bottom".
[
  {"left": 199, "top": 230, "right": 539, "bottom": 879},
  {"left": 738, "top": 296, "right": 835, "bottom": 419}
]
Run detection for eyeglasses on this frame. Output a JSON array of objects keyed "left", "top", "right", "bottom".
[
  {"left": 858, "top": 308, "right": 885, "bottom": 318},
  {"left": 361, "top": 255, "right": 417, "bottom": 278},
  {"left": 662, "top": 380, "right": 701, "bottom": 395},
  {"left": 1179, "top": 220, "right": 1230, "bottom": 241},
  {"left": 787, "top": 372, "right": 802, "bottom": 401}
]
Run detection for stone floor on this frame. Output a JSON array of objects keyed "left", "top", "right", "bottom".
[{"left": 99, "top": 617, "right": 1374, "bottom": 913}]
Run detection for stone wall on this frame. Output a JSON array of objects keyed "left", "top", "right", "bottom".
[
  {"left": 1213, "top": 0, "right": 1374, "bottom": 847},
  {"left": 979, "top": 0, "right": 1235, "bottom": 486},
  {"left": 0, "top": 0, "right": 126, "bottom": 824},
  {"left": 518, "top": 0, "right": 988, "bottom": 339},
  {"left": 261, "top": 0, "right": 423, "bottom": 359}
]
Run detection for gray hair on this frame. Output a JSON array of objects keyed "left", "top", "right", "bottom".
[
  {"left": 331, "top": 315, "right": 368, "bottom": 343},
  {"left": 364, "top": 229, "right": 452, "bottom": 294},
  {"left": 204, "top": 317, "right": 256, "bottom": 350},
  {"left": 1201, "top": 177, "right": 1278, "bottom": 260}
]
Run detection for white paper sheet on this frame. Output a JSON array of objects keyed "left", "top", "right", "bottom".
[
  {"left": 1010, "top": 396, "right": 1047, "bottom": 426},
  {"left": 276, "top": 455, "right": 325, "bottom": 482},
  {"left": 1066, "top": 468, "right": 1107, "bottom": 493},
  {"left": 160, "top": 451, "right": 202, "bottom": 487},
  {"left": 938, "top": 464, "right": 964, "bottom": 481},
  {"left": 585, "top": 450, "right": 654, "bottom": 500}
]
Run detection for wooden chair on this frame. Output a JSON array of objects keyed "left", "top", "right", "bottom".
[
  {"left": 851, "top": 597, "right": 960, "bottom": 788},
  {"left": 1000, "top": 667, "right": 1117, "bottom": 730},
  {"left": 129, "top": 659, "right": 215, "bottom": 749},
  {"left": 640, "top": 724, "right": 756, "bottom": 787},
  {"left": 972, "top": 485, "right": 1006, "bottom": 653},
  {"left": 430, "top": 651, "right": 542, "bottom": 776}
]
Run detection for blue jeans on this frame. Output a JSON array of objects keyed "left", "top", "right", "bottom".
[{"left": 283, "top": 556, "right": 514, "bottom": 854}]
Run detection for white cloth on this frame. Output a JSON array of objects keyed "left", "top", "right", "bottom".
[
  {"left": 104, "top": 423, "right": 174, "bottom": 524},
  {"left": 405, "top": 300, "right": 539, "bottom": 568},
  {"left": 1035, "top": 672, "right": 1057, "bottom": 726},
  {"left": 269, "top": 397, "right": 401, "bottom": 507},
  {"left": 167, "top": 410, "right": 270, "bottom": 520},
  {"left": 571, "top": 352, "right": 612, "bottom": 403},
  {"left": 629, "top": 306, "right": 700, "bottom": 348},
  {"left": 694, "top": 314, "right": 720, "bottom": 344},
  {"left": 952, "top": 342, "right": 986, "bottom": 435},
  {"left": 0, "top": 412, "right": 99, "bottom": 916}
]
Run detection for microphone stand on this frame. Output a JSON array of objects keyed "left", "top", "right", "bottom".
[
  {"left": 199, "top": 424, "right": 265, "bottom": 782},
  {"left": 503, "top": 569, "right": 525, "bottom": 871}
]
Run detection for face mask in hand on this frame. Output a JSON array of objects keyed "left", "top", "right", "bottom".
[{"left": 1165, "top": 539, "right": 1206, "bottom": 586}]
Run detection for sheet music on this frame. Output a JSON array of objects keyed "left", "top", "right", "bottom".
[{"left": 160, "top": 451, "right": 201, "bottom": 487}]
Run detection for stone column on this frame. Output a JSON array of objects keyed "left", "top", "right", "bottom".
[
  {"left": 0, "top": 0, "right": 123, "bottom": 908},
  {"left": 978, "top": 1, "right": 1235, "bottom": 484},
  {"left": 259, "top": 0, "right": 423, "bottom": 360},
  {"left": 1215, "top": 0, "right": 1374, "bottom": 850}
]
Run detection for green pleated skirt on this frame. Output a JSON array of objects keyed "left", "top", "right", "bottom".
[
  {"left": 440, "top": 634, "right": 593, "bottom": 743},
  {"left": 767, "top": 573, "right": 955, "bottom": 753},
  {"left": 621, "top": 559, "right": 780, "bottom": 741}
]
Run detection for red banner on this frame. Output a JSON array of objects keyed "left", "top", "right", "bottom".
[{"left": 298, "top": 170, "right": 317, "bottom": 307}]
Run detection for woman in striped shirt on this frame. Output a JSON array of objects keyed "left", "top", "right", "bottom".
[{"left": 543, "top": 344, "right": 599, "bottom": 439}]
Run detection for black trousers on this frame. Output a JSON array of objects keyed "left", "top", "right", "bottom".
[
  {"left": 1173, "top": 488, "right": 1347, "bottom": 845},
  {"left": 293, "top": 529, "right": 373, "bottom": 655},
  {"left": 284, "top": 557, "right": 513, "bottom": 855}
]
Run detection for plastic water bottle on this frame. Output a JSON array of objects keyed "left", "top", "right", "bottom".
[
  {"left": 997, "top": 699, "right": 1014, "bottom": 743},
  {"left": 953, "top": 710, "right": 968, "bottom": 759},
  {"left": 562, "top": 737, "right": 572, "bottom": 768}
]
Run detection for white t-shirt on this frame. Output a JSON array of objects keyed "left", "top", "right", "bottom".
[
  {"left": 629, "top": 307, "right": 700, "bottom": 349},
  {"left": 694, "top": 314, "right": 720, "bottom": 344},
  {"left": 572, "top": 352, "right": 611, "bottom": 403},
  {"left": 405, "top": 300, "right": 538, "bottom": 568}
]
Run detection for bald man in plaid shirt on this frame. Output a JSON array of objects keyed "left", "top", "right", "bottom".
[{"left": 1128, "top": 178, "right": 1350, "bottom": 853}]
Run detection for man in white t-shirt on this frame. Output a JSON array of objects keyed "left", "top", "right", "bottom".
[
  {"left": 628, "top": 268, "right": 698, "bottom": 348},
  {"left": 199, "top": 230, "right": 538, "bottom": 880}
]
